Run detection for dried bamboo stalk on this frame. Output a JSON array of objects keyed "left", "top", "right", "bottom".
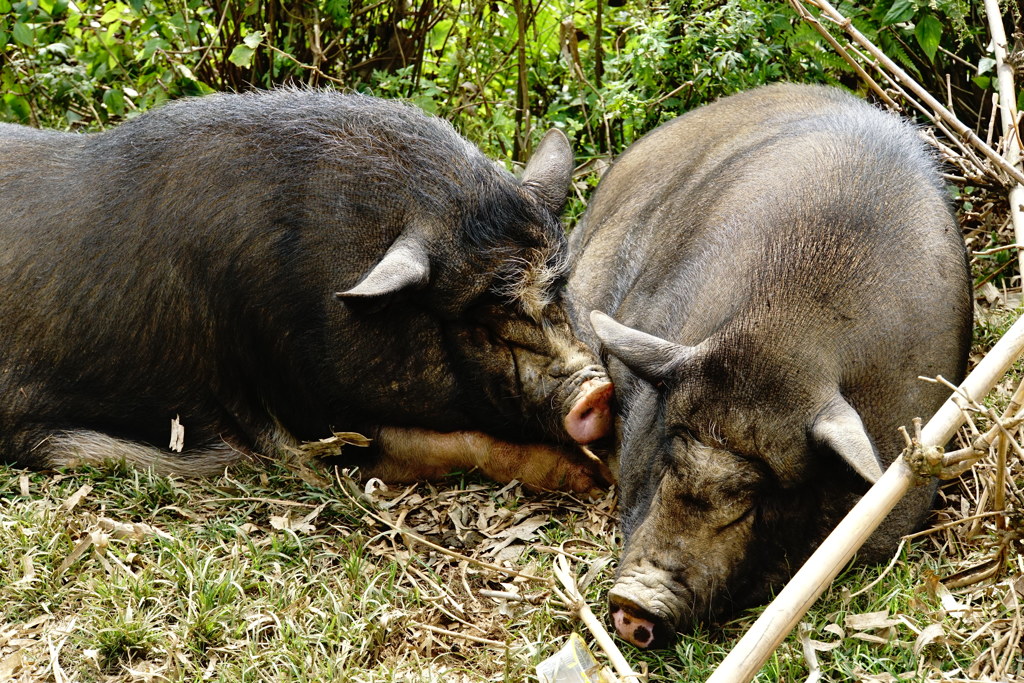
[
  {"left": 706, "top": 313, "right": 1024, "bottom": 683},
  {"left": 797, "top": 0, "right": 1024, "bottom": 187},
  {"left": 552, "top": 554, "right": 643, "bottom": 682},
  {"left": 983, "top": 0, "right": 1024, "bottom": 289}
]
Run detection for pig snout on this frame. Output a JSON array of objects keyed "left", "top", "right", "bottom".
[
  {"left": 607, "top": 566, "right": 691, "bottom": 649},
  {"left": 561, "top": 365, "right": 613, "bottom": 444},
  {"left": 608, "top": 587, "right": 676, "bottom": 650}
]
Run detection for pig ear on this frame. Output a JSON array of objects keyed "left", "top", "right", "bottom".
[
  {"left": 810, "top": 395, "right": 884, "bottom": 484},
  {"left": 335, "top": 236, "right": 430, "bottom": 299},
  {"left": 590, "top": 310, "right": 690, "bottom": 384},
  {"left": 521, "top": 129, "right": 573, "bottom": 215}
]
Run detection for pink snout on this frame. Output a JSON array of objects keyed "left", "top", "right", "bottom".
[
  {"left": 563, "top": 379, "right": 613, "bottom": 443},
  {"left": 611, "top": 604, "right": 657, "bottom": 648}
]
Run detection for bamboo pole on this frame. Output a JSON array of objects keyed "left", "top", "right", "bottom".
[
  {"left": 706, "top": 313, "right": 1024, "bottom": 683},
  {"left": 983, "top": 0, "right": 1024, "bottom": 280},
  {"left": 800, "top": 0, "right": 1024, "bottom": 188}
]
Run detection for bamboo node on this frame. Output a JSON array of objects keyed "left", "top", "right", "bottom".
[{"left": 900, "top": 417, "right": 946, "bottom": 481}]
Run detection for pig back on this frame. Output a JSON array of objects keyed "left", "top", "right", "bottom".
[{"left": 569, "top": 83, "right": 971, "bottom": 555}]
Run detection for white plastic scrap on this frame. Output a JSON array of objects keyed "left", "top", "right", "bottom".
[{"left": 536, "top": 633, "right": 619, "bottom": 683}]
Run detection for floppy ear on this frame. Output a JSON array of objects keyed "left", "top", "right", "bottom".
[
  {"left": 810, "top": 394, "right": 884, "bottom": 483},
  {"left": 521, "top": 129, "right": 573, "bottom": 215},
  {"left": 335, "top": 236, "right": 430, "bottom": 300},
  {"left": 590, "top": 310, "right": 692, "bottom": 384}
]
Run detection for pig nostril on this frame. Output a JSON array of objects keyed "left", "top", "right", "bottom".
[{"left": 632, "top": 625, "right": 653, "bottom": 648}]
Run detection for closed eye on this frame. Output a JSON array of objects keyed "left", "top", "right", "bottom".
[{"left": 719, "top": 504, "right": 756, "bottom": 531}]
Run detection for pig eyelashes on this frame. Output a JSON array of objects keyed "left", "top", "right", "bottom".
[{"left": 491, "top": 247, "right": 568, "bottom": 320}]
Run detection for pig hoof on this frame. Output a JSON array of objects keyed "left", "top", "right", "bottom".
[
  {"left": 564, "top": 379, "right": 613, "bottom": 443},
  {"left": 609, "top": 597, "right": 670, "bottom": 649}
]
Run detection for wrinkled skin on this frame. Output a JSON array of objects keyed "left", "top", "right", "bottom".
[
  {"left": 0, "top": 88, "right": 612, "bottom": 492},
  {"left": 566, "top": 84, "right": 972, "bottom": 645}
]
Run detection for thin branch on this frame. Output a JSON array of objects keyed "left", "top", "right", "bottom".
[{"left": 796, "top": 0, "right": 1024, "bottom": 188}]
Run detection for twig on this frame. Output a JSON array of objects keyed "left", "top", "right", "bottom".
[
  {"left": 983, "top": 0, "right": 1024, "bottom": 279},
  {"left": 903, "top": 510, "right": 1009, "bottom": 539},
  {"left": 795, "top": 0, "right": 1024, "bottom": 188},
  {"left": 411, "top": 622, "right": 505, "bottom": 647},
  {"left": 847, "top": 539, "right": 906, "bottom": 599},
  {"left": 551, "top": 554, "right": 644, "bottom": 682}
]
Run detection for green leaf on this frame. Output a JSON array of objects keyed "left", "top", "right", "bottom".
[
  {"left": 0, "top": 30, "right": 6, "bottom": 48},
  {"left": 914, "top": 13, "right": 942, "bottom": 62},
  {"left": 978, "top": 57, "right": 996, "bottom": 75},
  {"left": 228, "top": 43, "right": 255, "bottom": 68},
  {"left": 12, "top": 21, "right": 33, "bottom": 46},
  {"left": 4, "top": 94, "right": 30, "bottom": 122},
  {"left": 0, "top": 0, "right": 11, "bottom": 12},
  {"left": 99, "top": 3, "right": 128, "bottom": 24},
  {"left": 141, "top": 37, "right": 169, "bottom": 60},
  {"left": 103, "top": 88, "right": 125, "bottom": 116},
  {"left": 242, "top": 30, "right": 263, "bottom": 49},
  {"left": 882, "top": 0, "right": 914, "bottom": 25}
]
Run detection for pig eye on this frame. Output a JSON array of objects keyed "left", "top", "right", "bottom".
[{"left": 720, "top": 504, "right": 756, "bottom": 531}]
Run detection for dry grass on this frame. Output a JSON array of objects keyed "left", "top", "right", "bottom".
[{"left": 1, "top": 364, "right": 1022, "bottom": 682}]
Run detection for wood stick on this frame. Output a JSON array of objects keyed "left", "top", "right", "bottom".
[
  {"left": 552, "top": 554, "right": 643, "bottom": 682},
  {"left": 706, "top": 313, "right": 1024, "bottom": 683},
  {"left": 798, "top": 0, "right": 1024, "bottom": 188},
  {"left": 983, "top": 0, "right": 1024, "bottom": 279}
]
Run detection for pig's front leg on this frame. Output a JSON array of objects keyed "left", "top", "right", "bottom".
[{"left": 362, "top": 426, "right": 612, "bottom": 497}]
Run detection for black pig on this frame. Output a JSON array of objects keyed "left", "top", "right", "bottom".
[
  {"left": 0, "top": 88, "right": 613, "bottom": 492},
  {"left": 566, "top": 84, "right": 971, "bottom": 646}
]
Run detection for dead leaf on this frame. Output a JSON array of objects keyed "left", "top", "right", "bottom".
[
  {"left": 96, "top": 516, "right": 173, "bottom": 540},
  {"left": 364, "top": 478, "right": 388, "bottom": 498},
  {"left": 55, "top": 533, "right": 96, "bottom": 577},
  {"left": 269, "top": 515, "right": 315, "bottom": 534},
  {"left": 979, "top": 281, "right": 1004, "bottom": 305},
  {"left": 298, "top": 431, "right": 371, "bottom": 458},
  {"left": 61, "top": 484, "right": 92, "bottom": 512},
  {"left": 845, "top": 610, "right": 899, "bottom": 631},
  {"left": 484, "top": 517, "right": 547, "bottom": 557},
  {"left": 850, "top": 632, "right": 894, "bottom": 645},
  {"left": 823, "top": 623, "right": 845, "bottom": 639},
  {"left": 935, "top": 582, "right": 969, "bottom": 615},
  {"left": 13, "top": 554, "right": 35, "bottom": 586},
  {"left": 0, "top": 650, "right": 24, "bottom": 678},
  {"left": 912, "top": 623, "right": 945, "bottom": 657},
  {"left": 798, "top": 624, "right": 823, "bottom": 683}
]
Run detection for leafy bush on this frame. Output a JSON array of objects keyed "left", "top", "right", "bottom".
[{"left": 0, "top": 0, "right": 999, "bottom": 158}]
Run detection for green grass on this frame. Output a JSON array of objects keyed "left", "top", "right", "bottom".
[{"left": 1, "top": 444, "right": 1019, "bottom": 682}]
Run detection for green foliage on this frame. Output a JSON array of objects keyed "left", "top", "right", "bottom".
[{"left": 2, "top": 0, "right": 987, "bottom": 164}]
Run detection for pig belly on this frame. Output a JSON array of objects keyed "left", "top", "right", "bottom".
[{"left": 365, "top": 426, "right": 612, "bottom": 496}]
